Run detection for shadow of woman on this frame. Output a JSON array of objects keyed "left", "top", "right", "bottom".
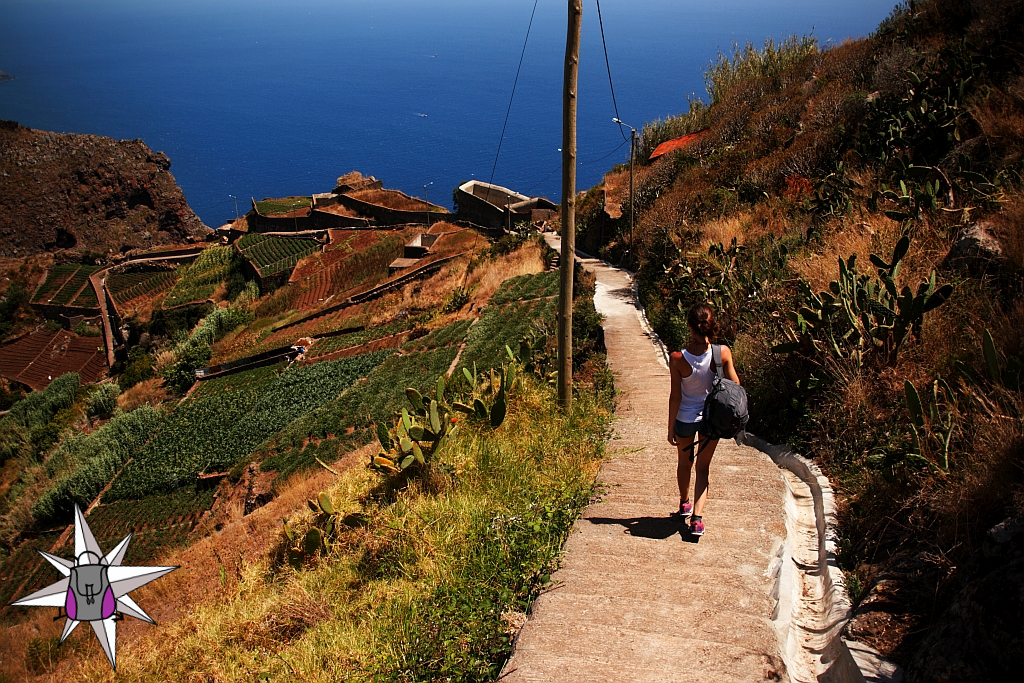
[{"left": 586, "top": 515, "right": 699, "bottom": 542}]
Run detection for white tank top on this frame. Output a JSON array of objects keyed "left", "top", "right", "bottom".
[{"left": 676, "top": 347, "right": 714, "bottom": 423}]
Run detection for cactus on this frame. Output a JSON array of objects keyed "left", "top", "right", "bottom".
[
  {"left": 370, "top": 352, "right": 519, "bottom": 477},
  {"left": 955, "top": 329, "right": 1023, "bottom": 417},
  {"left": 286, "top": 491, "right": 349, "bottom": 568},
  {"left": 774, "top": 236, "right": 951, "bottom": 365},
  {"left": 371, "top": 382, "right": 454, "bottom": 475},
  {"left": 983, "top": 329, "right": 1001, "bottom": 386},
  {"left": 903, "top": 377, "right": 957, "bottom": 472}
]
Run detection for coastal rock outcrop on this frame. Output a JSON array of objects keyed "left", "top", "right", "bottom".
[{"left": 0, "top": 120, "right": 208, "bottom": 259}]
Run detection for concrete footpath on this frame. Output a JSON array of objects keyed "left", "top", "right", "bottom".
[{"left": 502, "top": 243, "right": 788, "bottom": 682}]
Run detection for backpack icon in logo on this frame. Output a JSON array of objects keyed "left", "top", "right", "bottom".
[{"left": 10, "top": 504, "right": 177, "bottom": 670}]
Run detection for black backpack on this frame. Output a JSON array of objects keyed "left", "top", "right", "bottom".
[{"left": 701, "top": 344, "right": 749, "bottom": 441}]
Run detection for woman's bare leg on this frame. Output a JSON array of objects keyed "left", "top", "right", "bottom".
[
  {"left": 676, "top": 436, "right": 695, "bottom": 509},
  {"left": 692, "top": 437, "right": 719, "bottom": 517}
]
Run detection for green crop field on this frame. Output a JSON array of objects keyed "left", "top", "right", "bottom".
[
  {"left": 107, "top": 269, "right": 179, "bottom": 304},
  {"left": 70, "top": 284, "right": 98, "bottom": 308},
  {"left": 260, "top": 346, "right": 458, "bottom": 478},
  {"left": 459, "top": 297, "right": 557, "bottom": 373},
  {"left": 0, "top": 532, "right": 63, "bottom": 619},
  {"left": 189, "top": 361, "right": 286, "bottom": 399},
  {"left": 489, "top": 271, "right": 559, "bottom": 305},
  {"left": 307, "top": 314, "right": 429, "bottom": 358},
  {"left": 402, "top": 318, "right": 473, "bottom": 353},
  {"left": 31, "top": 265, "right": 100, "bottom": 306},
  {"left": 80, "top": 487, "right": 217, "bottom": 565},
  {"left": 104, "top": 351, "right": 392, "bottom": 502},
  {"left": 163, "top": 246, "right": 238, "bottom": 307},
  {"left": 255, "top": 196, "right": 311, "bottom": 216},
  {"left": 237, "top": 233, "right": 319, "bottom": 276},
  {"left": 32, "top": 406, "right": 164, "bottom": 526},
  {"left": 31, "top": 264, "right": 80, "bottom": 304}
]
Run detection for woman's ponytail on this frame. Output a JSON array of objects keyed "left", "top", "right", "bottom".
[{"left": 687, "top": 303, "right": 720, "bottom": 341}]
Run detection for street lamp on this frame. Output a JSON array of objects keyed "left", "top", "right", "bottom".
[
  {"left": 423, "top": 182, "right": 433, "bottom": 229},
  {"left": 228, "top": 195, "right": 239, "bottom": 221},
  {"left": 613, "top": 118, "right": 637, "bottom": 271}
]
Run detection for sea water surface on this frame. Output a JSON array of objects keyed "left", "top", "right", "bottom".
[{"left": 0, "top": 0, "right": 896, "bottom": 226}]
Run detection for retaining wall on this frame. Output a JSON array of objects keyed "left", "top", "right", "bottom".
[{"left": 331, "top": 191, "right": 449, "bottom": 226}]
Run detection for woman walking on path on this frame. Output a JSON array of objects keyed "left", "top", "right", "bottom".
[{"left": 667, "top": 304, "right": 740, "bottom": 536}]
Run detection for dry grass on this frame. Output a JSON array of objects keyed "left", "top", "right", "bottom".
[
  {"left": 465, "top": 240, "right": 545, "bottom": 309},
  {"left": 5, "top": 445, "right": 375, "bottom": 682},
  {"left": 788, "top": 213, "right": 903, "bottom": 292},
  {"left": 117, "top": 378, "right": 167, "bottom": 412},
  {"left": 396, "top": 258, "right": 470, "bottom": 312},
  {"left": 698, "top": 213, "right": 749, "bottom": 248}
]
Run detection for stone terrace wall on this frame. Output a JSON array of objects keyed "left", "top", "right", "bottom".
[{"left": 332, "top": 191, "right": 448, "bottom": 226}]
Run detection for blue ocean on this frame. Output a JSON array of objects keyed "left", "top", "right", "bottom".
[{"left": 0, "top": 0, "right": 896, "bottom": 227}]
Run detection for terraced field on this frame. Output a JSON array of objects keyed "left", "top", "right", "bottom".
[
  {"left": 31, "top": 264, "right": 78, "bottom": 303},
  {"left": 490, "top": 271, "right": 559, "bottom": 305},
  {"left": 237, "top": 233, "right": 319, "bottom": 277},
  {"left": 31, "top": 264, "right": 101, "bottom": 307},
  {"left": 0, "top": 532, "right": 63, "bottom": 619},
  {"left": 459, "top": 296, "right": 557, "bottom": 373},
  {"left": 104, "top": 350, "right": 391, "bottom": 502},
  {"left": 77, "top": 488, "right": 218, "bottom": 564},
  {"left": 307, "top": 315, "right": 428, "bottom": 358},
  {"left": 255, "top": 196, "right": 311, "bottom": 216},
  {"left": 163, "top": 246, "right": 238, "bottom": 307},
  {"left": 259, "top": 345, "right": 459, "bottom": 479},
  {"left": 290, "top": 232, "right": 405, "bottom": 310},
  {"left": 107, "top": 269, "right": 179, "bottom": 307},
  {"left": 0, "top": 329, "right": 107, "bottom": 391}
]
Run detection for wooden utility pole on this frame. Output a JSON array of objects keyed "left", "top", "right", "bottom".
[{"left": 558, "top": 0, "right": 582, "bottom": 409}]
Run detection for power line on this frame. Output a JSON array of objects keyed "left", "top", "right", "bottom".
[
  {"left": 596, "top": 0, "right": 628, "bottom": 142},
  {"left": 583, "top": 138, "right": 629, "bottom": 165},
  {"left": 525, "top": 139, "right": 629, "bottom": 195},
  {"left": 489, "top": 0, "right": 540, "bottom": 186}
]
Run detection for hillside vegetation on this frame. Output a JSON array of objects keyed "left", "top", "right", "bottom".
[
  {"left": 577, "top": 1, "right": 1023, "bottom": 678},
  {"left": 0, "top": 229, "right": 613, "bottom": 682}
]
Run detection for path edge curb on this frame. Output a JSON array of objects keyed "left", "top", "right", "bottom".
[{"left": 739, "top": 432, "right": 903, "bottom": 683}]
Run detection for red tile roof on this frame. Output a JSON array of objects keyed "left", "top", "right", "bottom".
[{"left": 649, "top": 128, "right": 710, "bottom": 161}]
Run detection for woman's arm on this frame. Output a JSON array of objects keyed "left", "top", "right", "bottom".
[
  {"left": 667, "top": 352, "right": 689, "bottom": 444},
  {"left": 721, "top": 346, "right": 741, "bottom": 385}
]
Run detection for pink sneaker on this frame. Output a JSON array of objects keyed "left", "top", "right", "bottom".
[
  {"left": 689, "top": 516, "right": 705, "bottom": 536},
  {"left": 672, "top": 500, "right": 693, "bottom": 519}
]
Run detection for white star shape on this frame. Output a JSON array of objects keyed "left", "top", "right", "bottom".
[{"left": 10, "top": 504, "right": 176, "bottom": 670}]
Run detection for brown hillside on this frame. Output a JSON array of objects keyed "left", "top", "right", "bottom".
[{"left": 0, "top": 120, "right": 209, "bottom": 259}]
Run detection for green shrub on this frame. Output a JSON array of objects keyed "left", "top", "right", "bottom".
[
  {"left": 164, "top": 246, "right": 242, "bottom": 307},
  {"left": 118, "top": 346, "right": 155, "bottom": 390},
  {"left": 705, "top": 34, "right": 818, "bottom": 105},
  {"left": 86, "top": 383, "right": 121, "bottom": 418},
  {"left": 0, "top": 373, "right": 80, "bottom": 463}
]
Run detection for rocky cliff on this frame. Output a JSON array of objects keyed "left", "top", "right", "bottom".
[{"left": 0, "top": 120, "right": 209, "bottom": 259}]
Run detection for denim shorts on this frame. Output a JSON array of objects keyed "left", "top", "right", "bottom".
[{"left": 673, "top": 419, "right": 703, "bottom": 439}]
